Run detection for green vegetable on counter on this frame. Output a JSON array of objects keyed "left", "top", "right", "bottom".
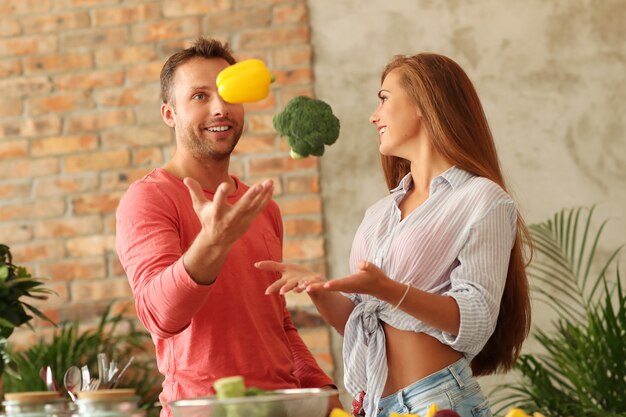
[
  {"left": 273, "top": 96, "right": 340, "bottom": 159},
  {"left": 213, "top": 375, "right": 270, "bottom": 398},
  {"left": 213, "top": 376, "right": 280, "bottom": 417},
  {"left": 214, "top": 375, "right": 246, "bottom": 400}
]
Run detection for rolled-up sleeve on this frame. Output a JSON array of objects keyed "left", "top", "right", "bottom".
[{"left": 442, "top": 201, "right": 517, "bottom": 353}]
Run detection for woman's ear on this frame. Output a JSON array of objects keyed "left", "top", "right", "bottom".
[
  {"left": 161, "top": 102, "right": 176, "bottom": 128},
  {"left": 415, "top": 104, "right": 423, "bottom": 119}
]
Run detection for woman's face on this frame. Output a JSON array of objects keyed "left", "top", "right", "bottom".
[{"left": 369, "top": 68, "right": 423, "bottom": 158}]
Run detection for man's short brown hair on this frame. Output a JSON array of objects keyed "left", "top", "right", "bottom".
[{"left": 160, "top": 37, "right": 236, "bottom": 104}]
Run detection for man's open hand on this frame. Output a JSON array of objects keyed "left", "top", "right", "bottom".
[
  {"left": 182, "top": 177, "right": 274, "bottom": 285},
  {"left": 184, "top": 177, "right": 274, "bottom": 248}
]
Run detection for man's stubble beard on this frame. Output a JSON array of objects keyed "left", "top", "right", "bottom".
[{"left": 179, "top": 122, "right": 242, "bottom": 163}]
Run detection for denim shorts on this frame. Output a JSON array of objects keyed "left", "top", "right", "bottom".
[{"left": 376, "top": 357, "right": 492, "bottom": 417}]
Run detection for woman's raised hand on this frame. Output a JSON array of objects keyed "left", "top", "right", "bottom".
[
  {"left": 321, "top": 260, "right": 392, "bottom": 297},
  {"left": 255, "top": 261, "right": 326, "bottom": 294}
]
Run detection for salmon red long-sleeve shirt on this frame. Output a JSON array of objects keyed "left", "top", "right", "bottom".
[{"left": 115, "top": 168, "right": 333, "bottom": 416}]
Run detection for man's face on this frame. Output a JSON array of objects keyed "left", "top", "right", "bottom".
[{"left": 161, "top": 57, "right": 245, "bottom": 161}]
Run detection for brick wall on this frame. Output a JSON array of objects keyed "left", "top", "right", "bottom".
[{"left": 0, "top": 0, "right": 333, "bottom": 377}]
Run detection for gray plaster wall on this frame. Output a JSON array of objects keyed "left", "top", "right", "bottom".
[{"left": 307, "top": 0, "right": 626, "bottom": 406}]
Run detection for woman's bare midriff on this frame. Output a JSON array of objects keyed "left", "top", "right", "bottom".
[{"left": 381, "top": 323, "right": 463, "bottom": 397}]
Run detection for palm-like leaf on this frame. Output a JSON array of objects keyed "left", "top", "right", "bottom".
[
  {"left": 491, "top": 207, "right": 626, "bottom": 417},
  {"left": 527, "top": 207, "right": 622, "bottom": 322}
]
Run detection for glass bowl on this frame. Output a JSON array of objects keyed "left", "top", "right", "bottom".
[{"left": 168, "top": 388, "right": 337, "bottom": 417}]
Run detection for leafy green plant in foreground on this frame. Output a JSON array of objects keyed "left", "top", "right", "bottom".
[
  {"left": 3, "top": 306, "right": 162, "bottom": 416},
  {"left": 491, "top": 207, "right": 626, "bottom": 417},
  {"left": 0, "top": 244, "right": 54, "bottom": 375}
]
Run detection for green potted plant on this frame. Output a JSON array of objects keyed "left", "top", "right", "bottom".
[
  {"left": 0, "top": 244, "right": 53, "bottom": 376},
  {"left": 0, "top": 244, "right": 161, "bottom": 415},
  {"left": 491, "top": 207, "right": 626, "bottom": 417},
  {"left": 2, "top": 306, "right": 162, "bottom": 416}
]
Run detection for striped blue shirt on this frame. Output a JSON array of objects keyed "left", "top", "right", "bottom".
[{"left": 342, "top": 166, "right": 517, "bottom": 416}]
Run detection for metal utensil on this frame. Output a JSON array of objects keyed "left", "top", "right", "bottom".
[
  {"left": 39, "top": 366, "right": 48, "bottom": 391},
  {"left": 99, "top": 360, "right": 119, "bottom": 389},
  {"left": 97, "top": 352, "right": 108, "bottom": 387},
  {"left": 40, "top": 366, "right": 58, "bottom": 392},
  {"left": 80, "top": 365, "right": 90, "bottom": 391},
  {"left": 112, "top": 356, "right": 134, "bottom": 388},
  {"left": 108, "top": 359, "right": 118, "bottom": 382},
  {"left": 63, "top": 366, "right": 81, "bottom": 401},
  {"left": 88, "top": 377, "right": 100, "bottom": 391}
]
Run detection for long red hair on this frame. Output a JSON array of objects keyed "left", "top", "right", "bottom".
[{"left": 380, "top": 53, "right": 531, "bottom": 376}]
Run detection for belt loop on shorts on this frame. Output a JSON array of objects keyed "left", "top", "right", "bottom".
[
  {"left": 448, "top": 361, "right": 464, "bottom": 389},
  {"left": 396, "top": 388, "right": 404, "bottom": 408}
]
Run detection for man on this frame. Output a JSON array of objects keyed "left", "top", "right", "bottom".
[{"left": 116, "top": 38, "right": 340, "bottom": 416}]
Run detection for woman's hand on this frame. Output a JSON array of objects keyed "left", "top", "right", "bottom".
[
  {"left": 257, "top": 261, "right": 357, "bottom": 335},
  {"left": 258, "top": 259, "right": 396, "bottom": 299},
  {"left": 255, "top": 261, "right": 326, "bottom": 294},
  {"left": 320, "top": 260, "right": 393, "bottom": 298}
]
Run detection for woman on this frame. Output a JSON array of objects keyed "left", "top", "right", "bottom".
[{"left": 256, "top": 53, "right": 531, "bottom": 417}]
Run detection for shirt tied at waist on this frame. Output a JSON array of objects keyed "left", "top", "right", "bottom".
[{"left": 343, "top": 298, "right": 390, "bottom": 417}]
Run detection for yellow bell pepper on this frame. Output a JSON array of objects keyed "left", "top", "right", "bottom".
[
  {"left": 504, "top": 409, "right": 548, "bottom": 417},
  {"left": 330, "top": 402, "right": 438, "bottom": 417},
  {"left": 216, "top": 58, "right": 273, "bottom": 103},
  {"left": 329, "top": 409, "right": 351, "bottom": 417},
  {"left": 504, "top": 408, "right": 531, "bottom": 417},
  {"left": 388, "top": 403, "right": 436, "bottom": 417},
  {"left": 425, "top": 403, "right": 438, "bottom": 417}
]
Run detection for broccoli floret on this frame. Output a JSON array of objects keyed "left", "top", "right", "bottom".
[{"left": 273, "top": 96, "right": 340, "bottom": 159}]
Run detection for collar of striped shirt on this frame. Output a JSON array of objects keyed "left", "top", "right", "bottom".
[{"left": 390, "top": 165, "right": 474, "bottom": 193}]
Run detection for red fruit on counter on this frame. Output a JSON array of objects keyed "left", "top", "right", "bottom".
[{"left": 433, "top": 410, "right": 461, "bottom": 417}]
